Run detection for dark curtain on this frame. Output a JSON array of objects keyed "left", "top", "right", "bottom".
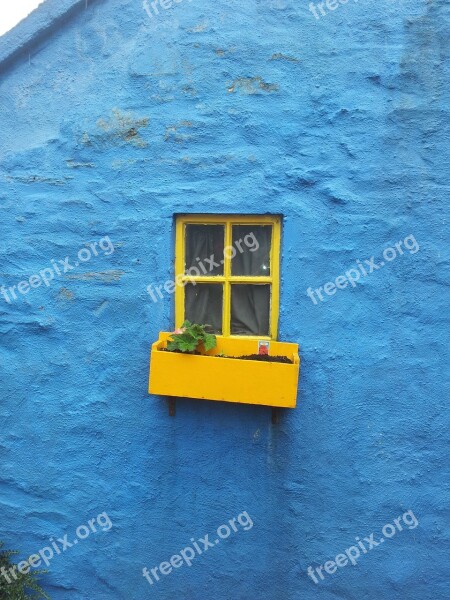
[
  {"left": 231, "top": 285, "right": 270, "bottom": 336},
  {"left": 232, "top": 225, "right": 272, "bottom": 276},
  {"left": 185, "top": 284, "right": 223, "bottom": 333},
  {"left": 185, "top": 225, "right": 224, "bottom": 276}
]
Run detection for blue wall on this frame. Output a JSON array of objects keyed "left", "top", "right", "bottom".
[{"left": 0, "top": 0, "right": 449, "bottom": 598}]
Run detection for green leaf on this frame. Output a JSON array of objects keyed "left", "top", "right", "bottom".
[
  {"left": 166, "top": 322, "right": 216, "bottom": 354},
  {"left": 0, "top": 540, "right": 49, "bottom": 599},
  {"left": 191, "top": 324, "right": 204, "bottom": 336},
  {"left": 173, "top": 332, "right": 197, "bottom": 352},
  {"left": 178, "top": 338, "right": 198, "bottom": 352},
  {"left": 167, "top": 340, "right": 178, "bottom": 351},
  {"left": 203, "top": 333, "right": 217, "bottom": 351}
]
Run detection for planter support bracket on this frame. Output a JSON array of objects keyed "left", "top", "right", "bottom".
[{"left": 168, "top": 398, "right": 176, "bottom": 417}]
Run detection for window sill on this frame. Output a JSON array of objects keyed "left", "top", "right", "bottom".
[{"left": 149, "top": 332, "right": 300, "bottom": 408}]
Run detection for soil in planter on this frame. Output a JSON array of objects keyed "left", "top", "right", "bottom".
[
  {"left": 161, "top": 348, "right": 293, "bottom": 364},
  {"left": 229, "top": 354, "right": 293, "bottom": 364}
]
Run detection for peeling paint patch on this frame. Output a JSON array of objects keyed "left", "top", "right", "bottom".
[
  {"left": 165, "top": 121, "right": 194, "bottom": 143},
  {"left": 215, "top": 47, "right": 236, "bottom": 57},
  {"left": 270, "top": 53, "right": 299, "bottom": 63},
  {"left": 57, "top": 287, "right": 74, "bottom": 301},
  {"left": 5, "top": 175, "right": 73, "bottom": 185},
  {"left": 227, "top": 77, "right": 279, "bottom": 95},
  {"left": 66, "top": 160, "right": 95, "bottom": 168},
  {"left": 186, "top": 21, "right": 208, "bottom": 33},
  {"left": 182, "top": 85, "right": 197, "bottom": 97},
  {"left": 112, "top": 158, "right": 138, "bottom": 169},
  {"left": 64, "top": 270, "right": 125, "bottom": 282},
  {"left": 83, "top": 109, "right": 149, "bottom": 148}
]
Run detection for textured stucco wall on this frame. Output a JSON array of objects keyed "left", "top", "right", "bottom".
[{"left": 0, "top": 0, "right": 449, "bottom": 598}]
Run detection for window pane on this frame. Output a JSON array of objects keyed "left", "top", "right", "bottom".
[
  {"left": 231, "top": 225, "right": 272, "bottom": 276},
  {"left": 185, "top": 225, "right": 224, "bottom": 276},
  {"left": 185, "top": 284, "right": 223, "bottom": 334},
  {"left": 231, "top": 284, "right": 270, "bottom": 336}
]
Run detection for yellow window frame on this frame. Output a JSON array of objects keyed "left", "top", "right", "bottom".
[{"left": 175, "top": 214, "right": 281, "bottom": 339}]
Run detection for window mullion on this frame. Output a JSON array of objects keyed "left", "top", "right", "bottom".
[
  {"left": 227, "top": 276, "right": 272, "bottom": 284},
  {"left": 181, "top": 276, "right": 226, "bottom": 283},
  {"left": 223, "top": 221, "right": 232, "bottom": 336}
]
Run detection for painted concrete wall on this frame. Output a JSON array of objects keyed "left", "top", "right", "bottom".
[{"left": 0, "top": 0, "right": 449, "bottom": 598}]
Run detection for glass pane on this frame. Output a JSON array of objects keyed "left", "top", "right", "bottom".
[
  {"left": 185, "top": 225, "right": 224, "bottom": 276},
  {"left": 231, "top": 225, "right": 272, "bottom": 276},
  {"left": 231, "top": 284, "right": 270, "bottom": 336},
  {"left": 185, "top": 284, "right": 223, "bottom": 334}
]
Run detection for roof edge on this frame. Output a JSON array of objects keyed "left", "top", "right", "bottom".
[{"left": 0, "top": 0, "right": 99, "bottom": 73}]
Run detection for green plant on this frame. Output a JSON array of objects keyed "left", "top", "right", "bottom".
[
  {"left": 167, "top": 321, "right": 217, "bottom": 354},
  {"left": 0, "top": 542, "right": 50, "bottom": 599}
]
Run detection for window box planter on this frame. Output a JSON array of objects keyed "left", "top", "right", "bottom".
[{"left": 149, "top": 332, "right": 300, "bottom": 408}]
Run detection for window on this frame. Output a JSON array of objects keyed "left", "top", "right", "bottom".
[{"left": 175, "top": 215, "right": 281, "bottom": 338}]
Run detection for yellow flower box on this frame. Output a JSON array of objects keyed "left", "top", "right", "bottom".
[{"left": 149, "top": 332, "right": 300, "bottom": 408}]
